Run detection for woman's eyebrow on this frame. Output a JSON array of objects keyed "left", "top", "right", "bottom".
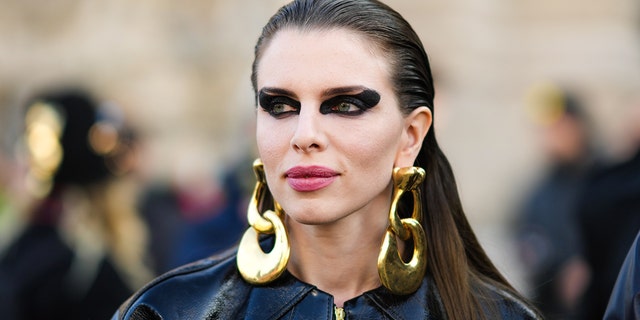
[
  {"left": 321, "top": 86, "right": 372, "bottom": 98},
  {"left": 259, "top": 87, "right": 297, "bottom": 98},
  {"left": 259, "top": 85, "right": 378, "bottom": 100}
]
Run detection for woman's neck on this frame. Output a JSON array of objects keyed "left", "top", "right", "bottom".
[{"left": 285, "top": 212, "right": 388, "bottom": 307}]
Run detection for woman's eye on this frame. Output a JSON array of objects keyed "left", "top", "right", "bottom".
[
  {"left": 332, "top": 102, "right": 358, "bottom": 113},
  {"left": 270, "top": 103, "right": 296, "bottom": 115},
  {"left": 320, "top": 90, "right": 380, "bottom": 115},
  {"left": 321, "top": 96, "right": 366, "bottom": 115},
  {"left": 258, "top": 91, "right": 300, "bottom": 118}
]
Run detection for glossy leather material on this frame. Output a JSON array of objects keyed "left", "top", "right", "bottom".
[{"left": 112, "top": 247, "right": 538, "bottom": 320}]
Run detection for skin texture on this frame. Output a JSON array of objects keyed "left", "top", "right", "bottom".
[{"left": 255, "top": 27, "right": 431, "bottom": 306}]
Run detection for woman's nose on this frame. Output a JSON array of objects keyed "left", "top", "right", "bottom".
[{"left": 290, "top": 108, "right": 326, "bottom": 153}]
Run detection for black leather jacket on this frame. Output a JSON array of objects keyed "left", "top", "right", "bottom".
[{"left": 112, "top": 249, "right": 537, "bottom": 320}]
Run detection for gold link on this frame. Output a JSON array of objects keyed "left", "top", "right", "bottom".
[
  {"left": 247, "top": 159, "right": 275, "bottom": 233},
  {"left": 377, "top": 218, "right": 427, "bottom": 295},
  {"left": 237, "top": 210, "right": 290, "bottom": 284},
  {"left": 387, "top": 167, "right": 425, "bottom": 240}
]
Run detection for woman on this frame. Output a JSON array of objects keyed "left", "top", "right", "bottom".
[{"left": 113, "top": 0, "right": 541, "bottom": 319}]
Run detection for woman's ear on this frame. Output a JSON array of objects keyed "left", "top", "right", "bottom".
[{"left": 395, "top": 106, "right": 432, "bottom": 167}]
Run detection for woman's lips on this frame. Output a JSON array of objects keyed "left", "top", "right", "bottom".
[{"left": 285, "top": 166, "right": 338, "bottom": 192}]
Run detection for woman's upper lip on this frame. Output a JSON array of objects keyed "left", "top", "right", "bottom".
[{"left": 285, "top": 166, "right": 339, "bottom": 178}]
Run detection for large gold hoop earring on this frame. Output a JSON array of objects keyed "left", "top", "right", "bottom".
[
  {"left": 377, "top": 167, "right": 427, "bottom": 295},
  {"left": 237, "top": 159, "right": 290, "bottom": 284}
]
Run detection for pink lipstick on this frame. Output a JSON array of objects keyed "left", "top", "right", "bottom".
[{"left": 285, "top": 166, "right": 338, "bottom": 192}]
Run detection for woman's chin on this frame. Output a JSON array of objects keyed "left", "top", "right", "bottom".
[{"left": 286, "top": 212, "right": 343, "bottom": 226}]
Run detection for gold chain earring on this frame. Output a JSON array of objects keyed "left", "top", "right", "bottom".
[
  {"left": 377, "top": 167, "right": 427, "bottom": 295},
  {"left": 237, "top": 159, "right": 290, "bottom": 284}
]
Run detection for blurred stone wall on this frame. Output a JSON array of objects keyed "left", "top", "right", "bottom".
[
  {"left": 0, "top": 0, "right": 639, "bottom": 288},
  {"left": 0, "top": 0, "right": 289, "bottom": 182}
]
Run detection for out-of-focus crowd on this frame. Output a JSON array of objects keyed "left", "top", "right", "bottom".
[
  {"left": 512, "top": 83, "right": 640, "bottom": 319},
  {"left": 0, "top": 87, "right": 254, "bottom": 319}
]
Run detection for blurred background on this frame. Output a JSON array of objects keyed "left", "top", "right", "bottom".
[{"left": 0, "top": 0, "right": 638, "bottom": 319}]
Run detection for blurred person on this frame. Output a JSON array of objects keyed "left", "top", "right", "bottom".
[
  {"left": 0, "top": 151, "right": 26, "bottom": 254},
  {"left": 603, "top": 230, "right": 640, "bottom": 320},
  {"left": 0, "top": 88, "right": 153, "bottom": 320},
  {"left": 168, "top": 154, "right": 252, "bottom": 268},
  {"left": 514, "top": 83, "right": 595, "bottom": 319},
  {"left": 576, "top": 96, "right": 640, "bottom": 320},
  {"left": 0, "top": 118, "right": 32, "bottom": 254},
  {"left": 138, "top": 156, "right": 251, "bottom": 274},
  {"left": 113, "top": 1, "right": 541, "bottom": 319}
]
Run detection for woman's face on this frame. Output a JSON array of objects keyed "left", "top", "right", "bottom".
[{"left": 255, "top": 28, "right": 422, "bottom": 225}]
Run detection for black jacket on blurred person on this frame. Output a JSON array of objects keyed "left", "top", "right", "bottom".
[
  {"left": 515, "top": 86, "right": 594, "bottom": 319},
  {"left": 577, "top": 148, "right": 640, "bottom": 320},
  {"left": 516, "top": 162, "right": 589, "bottom": 318},
  {"left": 0, "top": 89, "right": 152, "bottom": 320},
  {"left": 0, "top": 188, "right": 132, "bottom": 319}
]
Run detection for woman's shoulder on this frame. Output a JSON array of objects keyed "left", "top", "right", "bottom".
[{"left": 112, "top": 247, "right": 251, "bottom": 320}]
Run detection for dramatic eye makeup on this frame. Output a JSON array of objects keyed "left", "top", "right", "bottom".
[
  {"left": 319, "top": 89, "right": 380, "bottom": 115},
  {"left": 258, "top": 87, "right": 381, "bottom": 118},
  {"left": 259, "top": 89, "right": 301, "bottom": 118}
]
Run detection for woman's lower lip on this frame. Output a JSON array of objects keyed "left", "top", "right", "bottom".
[{"left": 287, "top": 176, "right": 337, "bottom": 192}]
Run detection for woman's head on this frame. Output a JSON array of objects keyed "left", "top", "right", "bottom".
[
  {"left": 251, "top": 0, "right": 441, "bottom": 199},
  {"left": 254, "top": 25, "right": 431, "bottom": 225},
  {"left": 251, "top": 0, "right": 435, "bottom": 226},
  {"left": 252, "top": 0, "right": 441, "bottom": 174}
]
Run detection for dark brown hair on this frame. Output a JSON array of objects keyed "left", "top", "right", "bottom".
[{"left": 251, "top": 1, "right": 540, "bottom": 319}]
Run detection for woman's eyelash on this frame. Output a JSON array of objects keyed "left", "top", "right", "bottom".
[
  {"left": 320, "top": 90, "right": 381, "bottom": 115},
  {"left": 320, "top": 96, "right": 366, "bottom": 115},
  {"left": 258, "top": 92, "right": 300, "bottom": 117}
]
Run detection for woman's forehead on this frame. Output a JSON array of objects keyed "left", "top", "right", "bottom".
[{"left": 256, "top": 28, "right": 392, "bottom": 92}]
